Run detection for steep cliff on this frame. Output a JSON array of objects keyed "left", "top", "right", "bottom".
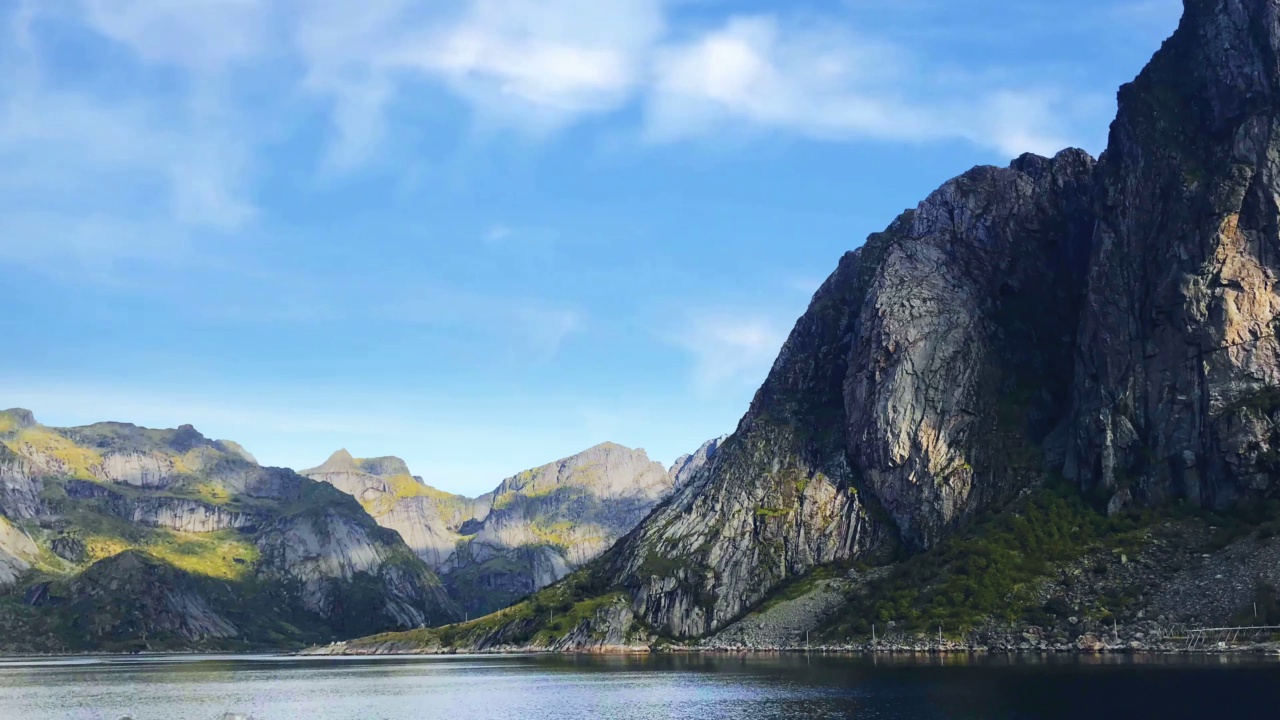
[
  {"left": 1066, "top": 0, "right": 1280, "bottom": 513},
  {"left": 0, "top": 409, "right": 458, "bottom": 651},
  {"left": 577, "top": 149, "right": 1097, "bottom": 639},
  {"left": 0, "top": 515, "right": 36, "bottom": 587}
]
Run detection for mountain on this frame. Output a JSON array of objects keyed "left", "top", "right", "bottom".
[
  {"left": 0, "top": 410, "right": 458, "bottom": 653},
  {"left": 325, "top": 0, "right": 1280, "bottom": 654},
  {"left": 306, "top": 441, "right": 707, "bottom": 616},
  {"left": 302, "top": 450, "right": 492, "bottom": 571}
]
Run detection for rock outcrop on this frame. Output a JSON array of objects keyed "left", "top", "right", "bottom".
[
  {"left": 589, "top": 149, "right": 1096, "bottom": 639},
  {"left": 302, "top": 450, "right": 491, "bottom": 570},
  {"left": 28, "top": 551, "right": 242, "bottom": 645},
  {"left": 441, "top": 442, "right": 676, "bottom": 615}
]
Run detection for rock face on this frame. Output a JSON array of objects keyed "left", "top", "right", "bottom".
[
  {"left": 255, "top": 497, "right": 456, "bottom": 634},
  {"left": 592, "top": 150, "right": 1096, "bottom": 639},
  {"left": 30, "top": 551, "right": 242, "bottom": 645},
  {"left": 1066, "top": 0, "right": 1280, "bottom": 512},
  {"left": 0, "top": 515, "right": 36, "bottom": 587},
  {"left": 306, "top": 442, "right": 683, "bottom": 615},
  {"left": 0, "top": 409, "right": 459, "bottom": 651}
]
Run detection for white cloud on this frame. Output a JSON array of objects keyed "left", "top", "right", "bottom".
[
  {"left": 645, "top": 15, "right": 1075, "bottom": 157},
  {"left": 295, "top": 0, "right": 665, "bottom": 167},
  {"left": 0, "top": 95, "right": 251, "bottom": 272},
  {"left": 670, "top": 311, "right": 789, "bottom": 398}
]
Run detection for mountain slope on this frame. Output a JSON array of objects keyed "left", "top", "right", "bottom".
[
  {"left": 306, "top": 442, "right": 692, "bottom": 616},
  {"left": 0, "top": 409, "right": 458, "bottom": 652}
]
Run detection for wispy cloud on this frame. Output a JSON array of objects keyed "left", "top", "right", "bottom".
[
  {"left": 0, "top": 1, "right": 258, "bottom": 279},
  {"left": 645, "top": 15, "right": 1079, "bottom": 156},
  {"left": 668, "top": 311, "right": 790, "bottom": 398},
  {"left": 294, "top": 0, "right": 666, "bottom": 167}
]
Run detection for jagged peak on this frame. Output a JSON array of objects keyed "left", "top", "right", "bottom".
[
  {"left": 304, "top": 449, "right": 359, "bottom": 475},
  {"left": 1112, "top": 0, "right": 1280, "bottom": 156}
]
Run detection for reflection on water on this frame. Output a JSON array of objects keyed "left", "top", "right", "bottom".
[{"left": 0, "top": 652, "right": 1276, "bottom": 720}]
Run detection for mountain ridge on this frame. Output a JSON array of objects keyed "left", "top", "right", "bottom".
[{"left": 303, "top": 438, "right": 721, "bottom": 615}]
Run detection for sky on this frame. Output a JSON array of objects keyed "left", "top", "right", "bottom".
[{"left": 0, "top": 0, "right": 1182, "bottom": 496}]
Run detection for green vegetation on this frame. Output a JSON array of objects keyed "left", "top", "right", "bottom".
[
  {"left": 360, "top": 568, "right": 630, "bottom": 651},
  {"left": 3, "top": 428, "right": 102, "bottom": 478},
  {"left": 361, "top": 473, "right": 461, "bottom": 516},
  {"left": 823, "top": 482, "right": 1149, "bottom": 638},
  {"left": 753, "top": 566, "right": 840, "bottom": 614},
  {"left": 144, "top": 531, "right": 258, "bottom": 581}
]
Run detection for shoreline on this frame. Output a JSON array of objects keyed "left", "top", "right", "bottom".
[
  {"left": 8, "top": 636, "right": 1280, "bottom": 660},
  {"left": 297, "top": 640, "right": 1280, "bottom": 658}
]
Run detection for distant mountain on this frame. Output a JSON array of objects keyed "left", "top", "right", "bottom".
[
  {"left": 302, "top": 450, "right": 492, "bottom": 570},
  {"left": 305, "top": 440, "right": 718, "bottom": 616},
  {"left": 0, "top": 409, "right": 459, "bottom": 653}
]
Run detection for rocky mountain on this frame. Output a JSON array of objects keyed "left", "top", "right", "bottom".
[
  {"left": 324, "top": 0, "right": 1280, "bottom": 655},
  {"left": 302, "top": 450, "right": 492, "bottom": 571},
  {"left": 0, "top": 410, "right": 459, "bottom": 652},
  {"left": 305, "top": 441, "right": 704, "bottom": 616}
]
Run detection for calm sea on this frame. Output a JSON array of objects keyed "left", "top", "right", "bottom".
[{"left": 0, "top": 652, "right": 1275, "bottom": 719}]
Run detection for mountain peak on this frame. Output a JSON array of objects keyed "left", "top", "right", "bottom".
[
  {"left": 307, "top": 449, "right": 358, "bottom": 474},
  {"left": 0, "top": 409, "right": 36, "bottom": 432},
  {"left": 167, "top": 424, "right": 209, "bottom": 453}
]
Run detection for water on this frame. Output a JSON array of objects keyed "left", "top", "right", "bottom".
[{"left": 0, "top": 653, "right": 1276, "bottom": 720}]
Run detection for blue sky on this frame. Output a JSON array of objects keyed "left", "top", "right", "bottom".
[{"left": 0, "top": 0, "right": 1181, "bottom": 496}]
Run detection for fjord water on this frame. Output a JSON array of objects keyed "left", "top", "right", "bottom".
[{"left": 1, "top": 654, "right": 1277, "bottom": 720}]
